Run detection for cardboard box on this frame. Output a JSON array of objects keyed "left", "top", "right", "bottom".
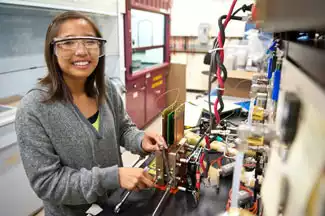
[
  {"left": 224, "top": 78, "right": 251, "bottom": 98},
  {"left": 167, "top": 63, "right": 186, "bottom": 107}
]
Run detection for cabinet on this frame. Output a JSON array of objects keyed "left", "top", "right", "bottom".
[
  {"left": 126, "top": 77, "right": 146, "bottom": 128},
  {"left": 0, "top": 105, "right": 42, "bottom": 216},
  {"left": 124, "top": 0, "right": 171, "bottom": 128},
  {"left": 125, "top": 68, "right": 167, "bottom": 128},
  {"left": 145, "top": 69, "right": 167, "bottom": 123}
]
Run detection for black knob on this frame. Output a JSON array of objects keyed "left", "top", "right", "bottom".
[{"left": 280, "top": 92, "right": 302, "bottom": 146}]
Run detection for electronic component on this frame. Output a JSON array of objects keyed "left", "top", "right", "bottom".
[
  {"left": 279, "top": 92, "right": 301, "bottom": 145},
  {"left": 166, "top": 111, "right": 175, "bottom": 145},
  {"left": 174, "top": 104, "right": 185, "bottom": 144}
]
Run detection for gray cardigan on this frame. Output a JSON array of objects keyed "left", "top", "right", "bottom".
[{"left": 15, "top": 81, "right": 146, "bottom": 216}]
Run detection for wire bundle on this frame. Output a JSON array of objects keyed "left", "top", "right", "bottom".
[
  {"left": 208, "top": 1, "right": 253, "bottom": 127},
  {"left": 209, "top": 0, "right": 238, "bottom": 126}
]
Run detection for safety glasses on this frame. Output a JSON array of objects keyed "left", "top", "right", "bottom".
[{"left": 52, "top": 36, "right": 107, "bottom": 59}]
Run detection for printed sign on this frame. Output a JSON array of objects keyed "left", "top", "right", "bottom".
[
  {"left": 153, "top": 74, "right": 163, "bottom": 81},
  {"left": 152, "top": 80, "right": 163, "bottom": 89}
]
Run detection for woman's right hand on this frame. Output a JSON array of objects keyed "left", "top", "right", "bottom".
[{"left": 118, "top": 167, "right": 154, "bottom": 191}]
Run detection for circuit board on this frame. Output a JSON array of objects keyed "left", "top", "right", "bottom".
[
  {"left": 167, "top": 111, "right": 175, "bottom": 145},
  {"left": 174, "top": 104, "right": 185, "bottom": 144},
  {"left": 161, "top": 106, "right": 175, "bottom": 143}
]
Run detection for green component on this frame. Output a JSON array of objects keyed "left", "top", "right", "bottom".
[
  {"left": 216, "top": 136, "right": 223, "bottom": 142},
  {"left": 167, "top": 111, "right": 175, "bottom": 146}
]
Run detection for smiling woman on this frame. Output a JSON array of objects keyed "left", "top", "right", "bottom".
[
  {"left": 15, "top": 11, "right": 167, "bottom": 216},
  {"left": 40, "top": 12, "right": 107, "bottom": 104}
]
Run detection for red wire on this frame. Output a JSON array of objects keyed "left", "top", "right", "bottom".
[
  {"left": 205, "top": 135, "right": 211, "bottom": 149},
  {"left": 210, "top": 156, "right": 223, "bottom": 168},
  {"left": 214, "top": 0, "right": 237, "bottom": 124},
  {"left": 214, "top": 100, "right": 220, "bottom": 123},
  {"left": 200, "top": 152, "right": 206, "bottom": 172}
]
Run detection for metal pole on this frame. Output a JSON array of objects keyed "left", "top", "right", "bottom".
[{"left": 152, "top": 185, "right": 171, "bottom": 216}]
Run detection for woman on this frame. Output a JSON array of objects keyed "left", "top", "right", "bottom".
[{"left": 15, "top": 11, "right": 166, "bottom": 216}]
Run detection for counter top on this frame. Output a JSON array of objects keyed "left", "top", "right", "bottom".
[{"left": 100, "top": 152, "right": 234, "bottom": 216}]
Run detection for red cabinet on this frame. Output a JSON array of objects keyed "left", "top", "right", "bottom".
[
  {"left": 124, "top": 0, "right": 171, "bottom": 128},
  {"left": 125, "top": 68, "right": 168, "bottom": 129},
  {"left": 126, "top": 77, "right": 146, "bottom": 128}
]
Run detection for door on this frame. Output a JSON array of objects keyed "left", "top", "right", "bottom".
[{"left": 126, "top": 77, "right": 146, "bottom": 128}]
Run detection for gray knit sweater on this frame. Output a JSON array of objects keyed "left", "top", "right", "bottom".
[{"left": 15, "top": 81, "right": 146, "bottom": 216}]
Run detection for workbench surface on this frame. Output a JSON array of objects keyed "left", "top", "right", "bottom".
[
  {"left": 102, "top": 152, "right": 233, "bottom": 216},
  {"left": 101, "top": 115, "right": 246, "bottom": 216},
  {"left": 105, "top": 177, "right": 232, "bottom": 216}
]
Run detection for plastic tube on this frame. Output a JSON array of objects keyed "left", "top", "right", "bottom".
[
  {"left": 247, "top": 97, "right": 255, "bottom": 126},
  {"left": 230, "top": 152, "right": 244, "bottom": 209},
  {"left": 267, "top": 57, "right": 273, "bottom": 80}
]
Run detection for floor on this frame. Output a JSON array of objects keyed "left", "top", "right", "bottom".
[{"left": 34, "top": 92, "right": 201, "bottom": 216}]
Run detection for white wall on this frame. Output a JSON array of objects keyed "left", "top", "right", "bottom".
[{"left": 171, "top": 0, "right": 254, "bottom": 37}]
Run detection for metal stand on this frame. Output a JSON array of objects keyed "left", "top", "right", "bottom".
[{"left": 152, "top": 184, "right": 171, "bottom": 216}]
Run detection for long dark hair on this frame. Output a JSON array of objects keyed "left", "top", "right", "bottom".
[{"left": 40, "top": 11, "right": 106, "bottom": 104}]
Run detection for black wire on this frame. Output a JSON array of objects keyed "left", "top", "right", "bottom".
[
  {"left": 232, "top": 4, "right": 253, "bottom": 17},
  {"left": 232, "top": 7, "right": 243, "bottom": 16},
  {"left": 214, "top": 15, "right": 242, "bottom": 116},
  {"left": 218, "top": 15, "right": 243, "bottom": 46},
  {"left": 190, "top": 134, "right": 205, "bottom": 155}
]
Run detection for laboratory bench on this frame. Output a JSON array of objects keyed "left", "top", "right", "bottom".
[
  {"left": 101, "top": 115, "right": 247, "bottom": 216},
  {"left": 102, "top": 153, "right": 233, "bottom": 216}
]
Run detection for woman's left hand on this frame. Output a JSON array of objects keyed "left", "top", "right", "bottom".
[{"left": 141, "top": 131, "right": 168, "bottom": 153}]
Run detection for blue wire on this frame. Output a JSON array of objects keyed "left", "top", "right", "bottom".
[
  {"left": 272, "top": 69, "right": 281, "bottom": 101},
  {"left": 267, "top": 57, "right": 273, "bottom": 80}
]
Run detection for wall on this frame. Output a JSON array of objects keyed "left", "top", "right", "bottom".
[
  {"left": 171, "top": 0, "right": 254, "bottom": 37},
  {"left": 0, "top": 3, "right": 121, "bottom": 99}
]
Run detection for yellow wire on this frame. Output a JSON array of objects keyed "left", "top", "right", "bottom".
[{"left": 155, "top": 88, "right": 180, "bottom": 114}]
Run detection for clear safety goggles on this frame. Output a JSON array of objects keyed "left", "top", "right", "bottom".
[{"left": 52, "top": 36, "right": 107, "bottom": 59}]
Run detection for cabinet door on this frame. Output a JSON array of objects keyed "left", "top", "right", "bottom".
[
  {"left": 145, "top": 70, "right": 167, "bottom": 123},
  {"left": 126, "top": 78, "right": 146, "bottom": 128}
]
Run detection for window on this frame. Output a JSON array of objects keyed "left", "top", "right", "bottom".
[{"left": 131, "top": 9, "right": 166, "bottom": 73}]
